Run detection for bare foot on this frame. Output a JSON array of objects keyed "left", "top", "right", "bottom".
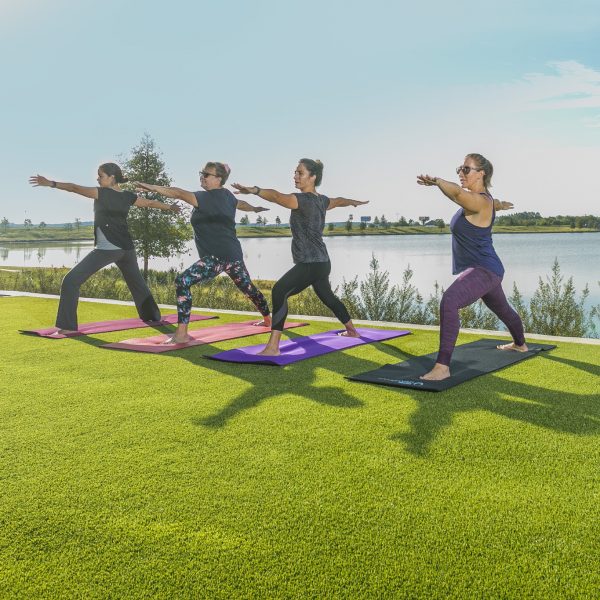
[
  {"left": 257, "top": 345, "right": 280, "bottom": 356},
  {"left": 162, "top": 334, "right": 192, "bottom": 345},
  {"left": 497, "top": 342, "right": 528, "bottom": 352},
  {"left": 420, "top": 363, "right": 451, "bottom": 381},
  {"left": 253, "top": 316, "right": 272, "bottom": 328},
  {"left": 338, "top": 328, "right": 360, "bottom": 338}
]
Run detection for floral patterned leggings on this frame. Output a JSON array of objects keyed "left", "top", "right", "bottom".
[{"left": 175, "top": 255, "right": 270, "bottom": 324}]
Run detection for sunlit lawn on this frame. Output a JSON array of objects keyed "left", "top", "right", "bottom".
[{"left": 1, "top": 296, "right": 599, "bottom": 598}]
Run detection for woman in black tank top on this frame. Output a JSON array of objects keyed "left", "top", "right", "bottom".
[{"left": 29, "top": 163, "right": 178, "bottom": 334}]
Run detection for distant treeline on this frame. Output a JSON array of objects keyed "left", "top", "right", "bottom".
[{"left": 495, "top": 212, "right": 600, "bottom": 229}]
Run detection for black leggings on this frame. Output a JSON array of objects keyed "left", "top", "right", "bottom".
[
  {"left": 271, "top": 261, "right": 351, "bottom": 331},
  {"left": 56, "top": 248, "right": 160, "bottom": 330}
]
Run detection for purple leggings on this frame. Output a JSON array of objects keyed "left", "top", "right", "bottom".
[{"left": 437, "top": 266, "right": 525, "bottom": 366}]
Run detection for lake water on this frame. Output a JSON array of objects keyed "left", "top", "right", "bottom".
[{"left": 1, "top": 233, "right": 599, "bottom": 307}]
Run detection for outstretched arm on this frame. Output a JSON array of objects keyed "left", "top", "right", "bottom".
[
  {"left": 135, "top": 182, "right": 197, "bottom": 206},
  {"left": 236, "top": 199, "right": 269, "bottom": 213},
  {"left": 417, "top": 175, "right": 489, "bottom": 213},
  {"left": 134, "top": 197, "right": 181, "bottom": 213},
  {"left": 29, "top": 175, "right": 97, "bottom": 199},
  {"left": 327, "top": 197, "right": 369, "bottom": 211},
  {"left": 232, "top": 183, "right": 298, "bottom": 210}
]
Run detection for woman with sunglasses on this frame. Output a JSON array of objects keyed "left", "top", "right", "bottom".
[
  {"left": 232, "top": 158, "right": 368, "bottom": 356},
  {"left": 29, "top": 163, "right": 178, "bottom": 335},
  {"left": 136, "top": 162, "right": 271, "bottom": 344},
  {"left": 416, "top": 153, "right": 527, "bottom": 380}
]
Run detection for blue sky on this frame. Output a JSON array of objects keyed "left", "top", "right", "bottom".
[{"left": 2, "top": 0, "right": 599, "bottom": 224}]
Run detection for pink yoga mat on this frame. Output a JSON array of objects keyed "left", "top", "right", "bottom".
[
  {"left": 101, "top": 320, "right": 308, "bottom": 353},
  {"left": 206, "top": 327, "right": 412, "bottom": 366},
  {"left": 20, "top": 313, "right": 215, "bottom": 338}
]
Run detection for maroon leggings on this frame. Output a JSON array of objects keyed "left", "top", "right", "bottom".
[{"left": 437, "top": 266, "right": 525, "bottom": 366}]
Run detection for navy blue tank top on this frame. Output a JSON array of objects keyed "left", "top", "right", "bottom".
[{"left": 450, "top": 194, "right": 504, "bottom": 278}]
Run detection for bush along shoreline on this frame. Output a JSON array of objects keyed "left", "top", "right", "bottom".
[{"left": 1, "top": 257, "right": 598, "bottom": 338}]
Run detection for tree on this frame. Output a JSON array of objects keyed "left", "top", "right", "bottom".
[
  {"left": 380, "top": 215, "right": 389, "bottom": 229},
  {"left": 398, "top": 216, "right": 407, "bottom": 226},
  {"left": 419, "top": 216, "right": 429, "bottom": 226},
  {"left": 327, "top": 222, "right": 334, "bottom": 231},
  {"left": 122, "top": 133, "right": 190, "bottom": 279},
  {"left": 1, "top": 217, "right": 9, "bottom": 233},
  {"left": 239, "top": 215, "right": 250, "bottom": 226},
  {"left": 359, "top": 220, "right": 367, "bottom": 231},
  {"left": 434, "top": 218, "right": 445, "bottom": 230},
  {"left": 373, "top": 216, "right": 380, "bottom": 228},
  {"left": 39, "top": 221, "right": 47, "bottom": 229},
  {"left": 24, "top": 218, "right": 32, "bottom": 229},
  {"left": 75, "top": 218, "right": 81, "bottom": 230},
  {"left": 262, "top": 216, "right": 269, "bottom": 226},
  {"left": 256, "top": 215, "right": 263, "bottom": 225},
  {"left": 275, "top": 216, "right": 281, "bottom": 226}
]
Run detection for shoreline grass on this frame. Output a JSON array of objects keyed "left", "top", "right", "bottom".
[
  {"left": 1, "top": 296, "right": 599, "bottom": 598},
  {"left": 2, "top": 224, "right": 599, "bottom": 243}
]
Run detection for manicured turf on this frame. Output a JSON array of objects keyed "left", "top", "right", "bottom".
[{"left": 1, "top": 296, "right": 599, "bottom": 598}]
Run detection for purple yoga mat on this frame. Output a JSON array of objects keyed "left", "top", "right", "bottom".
[
  {"left": 101, "top": 321, "right": 307, "bottom": 353},
  {"left": 19, "top": 313, "right": 216, "bottom": 338},
  {"left": 206, "top": 327, "right": 411, "bottom": 366}
]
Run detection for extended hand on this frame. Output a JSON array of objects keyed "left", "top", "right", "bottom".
[
  {"left": 254, "top": 206, "right": 270, "bottom": 212},
  {"left": 29, "top": 175, "right": 51, "bottom": 187},
  {"left": 232, "top": 183, "right": 253, "bottom": 195},
  {"left": 135, "top": 181, "right": 155, "bottom": 192},
  {"left": 351, "top": 200, "right": 369, "bottom": 206},
  {"left": 499, "top": 200, "right": 514, "bottom": 210},
  {"left": 417, "top": 174, "right": 438, "bottom": 186}
]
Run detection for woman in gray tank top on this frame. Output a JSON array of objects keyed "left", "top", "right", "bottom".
[{"left": 233, "top": 158, "right": 369, "bottom": 356}]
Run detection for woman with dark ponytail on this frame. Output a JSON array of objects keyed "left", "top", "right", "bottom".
[
  {"left": 29, "top": 163, "right": 179, "bottom": 334},
  {"left": 417, "top": 153, "right": 527, "bottom": 381},
  {"left": 233, "top": 158, "right": 369, "bottom": 356}
]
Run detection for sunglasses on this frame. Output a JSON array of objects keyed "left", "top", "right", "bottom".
[
  {"left": 456, "top": 165, "right": 482, "bottom": 175},
  {"left": 200, "top": 171, "right": 219, "bottom": 178}
]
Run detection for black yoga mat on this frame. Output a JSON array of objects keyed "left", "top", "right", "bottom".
[{"left": 347, "top": 339, "right": 556, "bottom": 392}]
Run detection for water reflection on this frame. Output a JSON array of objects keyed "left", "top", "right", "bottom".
[{"left": 1, "top": 234, "right": 599, "bottom": 308}]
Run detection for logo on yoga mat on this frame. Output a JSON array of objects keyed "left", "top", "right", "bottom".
[{"left": 380, "top": 377, "right": 424, "bottom": 387}]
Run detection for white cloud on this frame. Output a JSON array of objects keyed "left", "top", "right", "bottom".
[{"left": 503, "top": 60, "right": 600, "bottom": 114}]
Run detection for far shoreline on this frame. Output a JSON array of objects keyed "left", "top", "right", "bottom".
[{"left": 1, "top": 225, "right": 599, "bottom": 244}]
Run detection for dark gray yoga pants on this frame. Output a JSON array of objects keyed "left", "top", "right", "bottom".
[{"left": 55, "top": 248, "right": 161, "bottom": 330}]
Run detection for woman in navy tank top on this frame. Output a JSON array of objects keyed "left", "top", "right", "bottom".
[{"left": 416, "top": 153, "right": 528, "bottom": 381}]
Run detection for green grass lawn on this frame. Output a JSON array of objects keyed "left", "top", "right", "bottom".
[{"left": 1, "top": 296, "right": 599, "bottom": 598}]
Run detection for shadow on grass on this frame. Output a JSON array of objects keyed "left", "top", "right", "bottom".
[
  {"left": 103, "top": 323, "right": 407, "bottom": 428},
  {"left": 65, "top": 318, "right": 600, "bottom": 457},
  {"left": 389, "top": 351, "right": 600, "bottom": 457}
]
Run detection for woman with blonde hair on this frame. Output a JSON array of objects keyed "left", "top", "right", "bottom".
[{"left": 417, "top": 153, "right": 527, "bottom": 380}]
